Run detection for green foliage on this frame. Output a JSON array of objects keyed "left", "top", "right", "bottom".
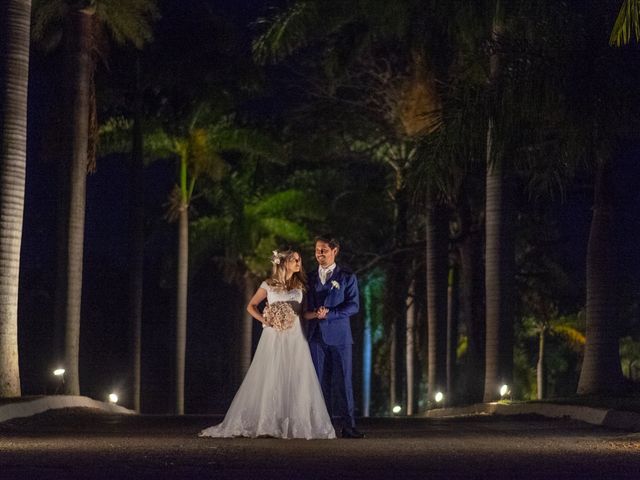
[
  {"left": 253, "top": 2, "right": 321, "bottom": 64},
  {"left": 620, "top": 336, "right": 640, "bottom": 380},
  {"left": 208, "top": 121, "right": 287, "bottom": 166},
  {"left": 457, "top": 335, "right": 468, "bottom": 360},
  {"left": 95, "top": 0, "right": 158, "bottom": 48},
  {"left": 518, "top": 311, "right": 586, "bottom": 399},
  {"left": 363, "top": 269, "right": 386, "bottom": 342},
  {"left": 32, "top": 0, "right": 158, "bottom": 51},
  {"left": 253, "top": 0, "right": 419, "bottom": 66},
  {"left": 190, "top": 187, "right": 323, "bottom": 279},
  {"left": 513, "top": 341, "right": 537, "bottom": 400},
  {"left": 610, "top": 0, "right": 640, "bottom": 46},
  {"left": 363, "top": 269, "right": 392, "bottom": 414}
]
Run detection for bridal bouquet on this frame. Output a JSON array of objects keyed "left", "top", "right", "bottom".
[{"left": 263, "top": 301, "right": 296, "bottom": 331}]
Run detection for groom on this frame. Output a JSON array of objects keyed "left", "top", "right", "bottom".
[{"left": 307, "top": 234, "right": 364, "bottom": 439}]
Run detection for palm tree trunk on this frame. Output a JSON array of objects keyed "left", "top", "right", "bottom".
[
  {"left": 387, "top": 180, "right": 409, "bottom": 412},
  {"left": 483, "top": 1, "right": 513, "bottom": 402},
  {"left": 446, "top": 263, "right": 459, "bottom": 403},
  {"left": 426, "top": 195, "right": 448, "bottom": 405},
  {"left": 537, "top": 328, "right": 546, "bottom": 400},
  {"left": 0, "top": 0, "right": 31, "bottom": 397},
  {"left": 389, "top": 320, "right": 397, "bottom": 412},
  {"left": 128, "top": 57, "right": 144, "bottom": 412},
  {"left": 484, "top": 157, "right": 514, "bottom": 402},
  {"left": 458, "top": 203, "right": 484, "bottom": 403},
  {"left": 362, "top": 280, "right": 373, "bottom": 417},
  {"left": 577, "top": 160, "right": 624, "bottom": 394},
  {"left": 175, "top": 204, "right": 188, "bottom": 414},
  {"left": 62, "top": 8, "right": 94, "bottom": 395},
  {"left": 239, "top": 272, "right": 255, "bottom": 382},
  {"left": 405, "top": 280, "right": 415, "bottom": 415}
]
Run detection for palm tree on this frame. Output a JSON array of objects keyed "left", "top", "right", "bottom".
[
  {"left": 0, "top": 0, "right": 32, "bottom": 398},
  {"left": 32, "top": 0, "right": 157, "bottom": 395},
  {"left": 521, "top": 288, "right": 586, "bottom": 400},
  {"left": 572, "top": 0, "right": 640, "bottom": 395},
  {"left": 571, "top": 0, "right": 640, "bottom": 397},
  {"left": 426, "top": 191, "right": 448, "bottom": 404},
  {"left": 536, "top": 317, "right": 585, "bottom": 400},
  {"left": 577, "top": 161, "right": 625, "bottom": 394},
  {"left": 482, "top": 0, "right": 516, "bottom": 403},
  {"left": 101, "top": 110, "right": 285, "bottom": 413},
  {"left": 128, "top": 57, "right": 144, "bottom": 412},
  {"left": 405, "top": 278, "right": 416, "bottom": 414},
  {"left": 467, "top": 0, "right": 579, "bottom": 402}
]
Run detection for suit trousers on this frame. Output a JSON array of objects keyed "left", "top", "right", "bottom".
[{"left": 309, "top": 330, "right": 356, "bottom": 428}]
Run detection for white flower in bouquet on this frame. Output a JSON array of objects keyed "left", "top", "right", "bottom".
[{"left": 263, "top": 301, "right": 296, "bottom": 331}]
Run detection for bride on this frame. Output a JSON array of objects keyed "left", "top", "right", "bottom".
[{"left": 199, "top": 249, "right": 336, "bottom": 439}]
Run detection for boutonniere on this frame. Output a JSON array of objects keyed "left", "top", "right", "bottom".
[{"left": 330, "top": 280, "right": 340, "bottom": 290}]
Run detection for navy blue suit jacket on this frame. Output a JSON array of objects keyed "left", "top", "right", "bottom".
[{"left": 307, "top": 265, "right": 360, "bottom": 345}]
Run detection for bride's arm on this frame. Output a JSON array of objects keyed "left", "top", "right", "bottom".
[{"left": 247, "top": 287, "right": 268, "bottom": 325}]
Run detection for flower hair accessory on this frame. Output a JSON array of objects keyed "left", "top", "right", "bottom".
[
  {"left": 270, "top": 250, "right": 280, "bottom": 265},
  {"left": 331, "top": 280, "right": 340, "bottom": 290}
]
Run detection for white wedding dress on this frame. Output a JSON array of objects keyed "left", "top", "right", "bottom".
[{"left": 199, "top": 282, "right": 336, "bottom": 439}]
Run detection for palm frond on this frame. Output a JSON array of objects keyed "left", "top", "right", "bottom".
[
  {"left": 98, "top": 116, "right": 175, "bottom": 161},
  {"left": 252, "top": 1, "right": 321, "bottom": 65},
  {"left": 31, "top": 0, "right": 66, "bottom": 50},
  {"left": 248, "top": 189, "right": 322, "bottom": 220},
  {"left": 551, "top": 324, "right": 586, "bottom": 350},
  {"left": 97, "top": 0, "right": 159, "bottom": 49},
  {"left": 610, "top": 0, "right": 640, "bottom": 46},
  {"left": 188, "top": 128, "right": 226, "bottom": 181},
  {"left": 97, "top": 116, "right": 134, "bottom": 156},
  {"left": 209, "top": 122, "right": 286, "bottom": 164},
  {"left": 32, "top": 0, "right": 157, "bottom": 51}
]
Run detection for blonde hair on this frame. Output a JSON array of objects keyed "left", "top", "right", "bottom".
[{"left": 266, "top": 249, "right": 307, "bottom": 291}]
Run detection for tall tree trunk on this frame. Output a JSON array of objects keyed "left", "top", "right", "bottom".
[
  {"left": 446, "top": 263, "right": 459, "bottom": 403},
  {"left": 128, "top": 57, "right": 144, "bottom": 412},
  {"left": 175, "top": 203, "right": 188, "bottom": 414},
  {"left": 484, "top": 1, "right": 513, "bottom": 402},
  {"left": 238, "top": 271, "right": 255, "bottom": 382},
  {"left": 61, "top": 8, "right": 94, "bottom": 395},
  {"left": 362, "top": 280, "right": 373, "bottom": 417},
  {"left": 405, "top": 280, "right": 415, "bottom": 415},
  {"left": 0, "top": 0, "right": 31, "bottom": 397},
  {"left": 484, "top": 158, "right": 514, "bottom": 402},
  {"left": 458, "top": 201, "right": 485, "bottom": 404},
  {"left": 387, "top": 181, "right": 409, "bottom": 412},
  {"left": 389, "top": 320, "right": 397, "bottom": 412},
  {"left": 577, "top": 160, "right": 624, "bottom": 394},
  {"left": 537, "top": 328, "right": 545, "bottom": 400},
  {"left": 426, "top": 195, "right": 448, "bottom": 405}
]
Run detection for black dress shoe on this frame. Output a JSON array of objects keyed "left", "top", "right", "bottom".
[{"left": 341, "top": 426, "right": 365, "bottom": 439}]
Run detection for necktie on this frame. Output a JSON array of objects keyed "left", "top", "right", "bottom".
[{"left": 320, "top": 268, "right": 333, "bottom": 284}]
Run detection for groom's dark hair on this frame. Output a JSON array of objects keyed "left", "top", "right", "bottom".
[{"left": 315, "top": 234, "right": 340, "bottom": 250}]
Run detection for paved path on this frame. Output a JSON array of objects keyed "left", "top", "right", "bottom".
[{"left": 1, "top": 409, "right": 639, "bottom": 479}]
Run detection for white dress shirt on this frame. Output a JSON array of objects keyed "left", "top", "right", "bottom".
[{"left": 318, "top": 263, "right": 336, "bottom": 285}]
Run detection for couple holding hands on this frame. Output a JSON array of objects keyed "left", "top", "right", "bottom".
[{"left": 200, "top": 235, "right": 364, "bottom": 440}]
